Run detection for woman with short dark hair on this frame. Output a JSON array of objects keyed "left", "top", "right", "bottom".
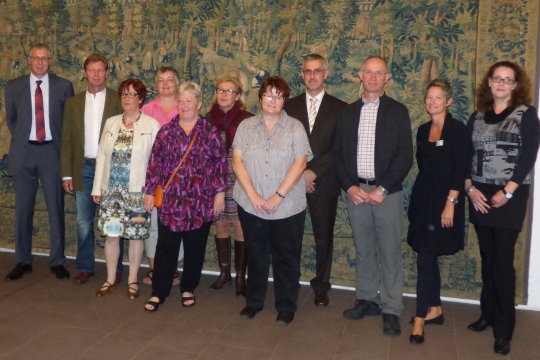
[
  {"left": 92, "top": 78, "right": 160, "bottom": 300},
  {"left": 232, "top": 76, "right": 312, "bottom": 326}
]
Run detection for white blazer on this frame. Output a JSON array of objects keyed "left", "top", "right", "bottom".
[{"left": 92, "top": 113, "right": 160, "bottom": 195}]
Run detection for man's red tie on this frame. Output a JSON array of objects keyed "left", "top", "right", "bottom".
[{"left": 35, "top": 80, "right": 45, "bottom": 143}]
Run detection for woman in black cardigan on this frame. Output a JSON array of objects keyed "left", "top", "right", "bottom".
[
  {"left": 465, "top": 61, "right": 539, "bottom": 355},
  {"left": 408, "top": 80, "right": 468, "bottom": 344}
]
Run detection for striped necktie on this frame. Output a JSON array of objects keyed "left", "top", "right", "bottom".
[
  {"left": 308, "top": 97, "right": 317, "bottom": 133},
  {"left": 35, "top": 80, "right": 45, "bottom": 143}
]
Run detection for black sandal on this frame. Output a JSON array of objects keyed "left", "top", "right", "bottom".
[
  {"left": 143, "top": 270, "right": 153, "bottom": 286},
  {"left": 181, "top": 293, "right": 196, "bottom": 307},
  {"left": 144, "top": 296, "right": 164, "bottom": 312}
]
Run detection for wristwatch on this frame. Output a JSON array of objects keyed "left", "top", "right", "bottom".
[
  {"left": 447, "top": 196, "right": 459, "bottom": 204},
  {"left": 377, "top": 186, "right": 388, "bottom": 196},
  {"left": 502, "top": 188, "right": 513, "bottom": 199}
]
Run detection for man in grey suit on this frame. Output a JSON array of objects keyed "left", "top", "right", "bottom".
[
  {"left": 334, "top": 56, "right": 413, "bottom": 336},
  {"left": 5, "top": 43, "right": 74, "bottom": 281},
  {"left": 60, "top": 54, "right": 123, "bottom": 285},
  {"left": 284, "top": 53, "right": 347, "bottom": 307}
]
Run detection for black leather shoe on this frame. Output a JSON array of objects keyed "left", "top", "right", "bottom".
[
  {"left": 5, "top": 263, "right": 32, "bottom": 281},
  {"left": 409, "top": 314, "right": 444, "bottom": 326},
  {"left": 239, "top": 306, "right": 262, "bottom": 320},
  {"left": 494, "top": 339, "right": 511, "bottom": 355},
  {"left": 51, "top": 265, "right": 70, "bottom": 280},
  {"left": 409, "top": 333, "right": 424, "bottom": 344},
  {"left": 467, "top": 317, "right": 491, "bottom": 332},
  {"left": 276, "top": 312, "right": 295, "bottom": 326},
  {"left": 314, "top": 290, "right": 329, "bottom": 306},
  {"left": 343, "top": 299, "right": 381, "bottom": 320},
  {"left": 382, "top": 313, "right": 401, "bottom": 336}
]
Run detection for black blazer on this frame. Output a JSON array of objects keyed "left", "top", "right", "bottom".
[
  {"left": 333, "top": 94, "right": 413, "bottom": 194},
  {"left": 6, "top": 73, "right": 74, "bottom": 175},
  {"left": 284, "top": 92, "right": 347, "bottom": 182}
]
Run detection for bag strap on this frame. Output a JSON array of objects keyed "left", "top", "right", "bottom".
[{"left": 163, "top": 134, "right": 197, "bottom": 191}]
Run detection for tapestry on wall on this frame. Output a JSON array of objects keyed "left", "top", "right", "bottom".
[{"left": 0, "top": 0, "right": 537, "bottom": 302}]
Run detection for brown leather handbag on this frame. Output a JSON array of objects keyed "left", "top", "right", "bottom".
[{"left": 154, "top": 134, "right": 197, "bottom": 208}]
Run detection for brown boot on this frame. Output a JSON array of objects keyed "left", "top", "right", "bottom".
[
  {"left": 235, "top": 240, "right": 247, "bottom": 296},
  {"left": 209, "top": 237, "right": 231, "bottom": 289}
]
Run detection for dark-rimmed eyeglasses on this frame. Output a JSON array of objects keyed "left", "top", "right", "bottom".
[
  {"left": 121, "top": 92, "right": 139, "bottom": 98},
  {"left": 490, "top": 76, "right": 516, "bottom": 85},
  {"left": 216, "top": 88, "right": 239, "bottom": 95}
]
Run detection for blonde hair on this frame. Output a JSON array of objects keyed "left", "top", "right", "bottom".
[{"left": 213, "top": 75, "right": 246, "bottom": 110}]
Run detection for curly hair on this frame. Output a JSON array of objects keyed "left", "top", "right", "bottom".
[{"left": 476, "top": 61, "right": 532, "bottom": 111}]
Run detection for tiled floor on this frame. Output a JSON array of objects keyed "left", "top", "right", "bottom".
[{"left": 1, "top": 251, "right": 539, "bottom": 359}]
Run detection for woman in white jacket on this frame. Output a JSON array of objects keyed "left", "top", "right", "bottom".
[{"left": 92, "top": 79, "right": 160, "bottom": 300}]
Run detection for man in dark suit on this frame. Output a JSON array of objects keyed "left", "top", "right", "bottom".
[
  {"left": 334, "top": 56, "right": 413, "bottom": 336},
  {"left": 284, "top": 54, "right": 347, "bottom": 306},
  {"left": 60, "top": 54, "right": 123, "bottom": 285},
  {"left": 5, "top": 43, "right": 74, "bottom": 280}
]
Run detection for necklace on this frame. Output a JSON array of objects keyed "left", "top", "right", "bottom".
[{"left": 122, "top": 111, "right": 142, "bottom": 126}]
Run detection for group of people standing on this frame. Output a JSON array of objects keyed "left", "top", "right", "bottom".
[{"left": 4, "top": 43, "right": 539, "bottom": 356}]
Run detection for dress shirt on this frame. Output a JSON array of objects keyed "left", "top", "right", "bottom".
[
  {"left": 141, "top": 98, "right": 179, "bottom": 127},
  {"left": 84, "top": 89, "right": 106, "bottom": 158},
  {"left": 29, "top": 73, "right": 51, "bottom": 141},
  {"left": 356, "top": 96, "right": 380, "bottom": 179},
  {"left": 232, "top": 111, "right": 313, "bottom": 220},
  {"left": 305, "top": 90, "right": 325, "bottom": 133}
]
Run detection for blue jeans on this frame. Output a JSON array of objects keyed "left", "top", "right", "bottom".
[{"left": 75, "top": 159, "right": 123, "bottom": 273}]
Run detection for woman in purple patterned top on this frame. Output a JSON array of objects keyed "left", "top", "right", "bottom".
[{"left": 143, "top": 82, "right": 227, "bottom": 311}]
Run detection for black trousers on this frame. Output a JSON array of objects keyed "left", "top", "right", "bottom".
[
  {"left": 415, "top": 252, "right": 442, "bottom": 318},
  {"left": 152, "top": 222, "right": 210, "bottom": 299},
  {"left": 238, "top": 206, "right": 306, "bottom": 313},
  {"left": 306, "top": 174, "right": 340, "bottom": 292},
  {"left": 474, "top": 224, "right": 519, "bottom": 341}
]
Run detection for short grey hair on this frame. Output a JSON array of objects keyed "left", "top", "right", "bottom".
[
  {"left": 179, "top": 82, "right": 202, "bottom": 102},
  {"left": 303, "top": 53, "right": 328, "bottom": 70}
]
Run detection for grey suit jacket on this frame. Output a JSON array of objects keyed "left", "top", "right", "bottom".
[{"left": 6, "top": 73, "right": 74, "bottom": 175}]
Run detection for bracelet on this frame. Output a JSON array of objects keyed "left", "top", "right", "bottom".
[
  {"left": 465, "top": 185, "right": 475, "bottom": 194},
  {"left": 275, "top": 191, "right": 286, "bottom": 199}
]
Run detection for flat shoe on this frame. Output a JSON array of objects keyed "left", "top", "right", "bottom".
[
  {"left": 409, "top": 333, "right": 425, "bottom": 344},
  {"left": 127, "top": 282, "right": 139, "bottom": 300},
  {"left": 182, "top": 295, "right": 196, "bottom": 307},
  {"left": 96, "top": 281, "right": 115, "bottom": 297},
  {"left": 468, "top": 317, "right": 491, "bottom": 332},
  {"left": 409, "top": 314, "right": 444, "bottom": 325},
  {"left": 144, "top": 296, "right": 164, "bottom": 312}
]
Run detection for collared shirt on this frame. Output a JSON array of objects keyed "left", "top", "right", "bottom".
[
  {"left": 141, "top": 98, "right": 179, "bottom": 127},
  {"left": 84, "top": 88, "right": 106, "bottom": 158},
  {"left": 305, "top": 90, "right": 325, "bottom": 117},
  {"left": 356, "top": 96, "right": 380, "bottom": 179},
  {"left": 29, "top": 73, "right": 51, "bottom": 141},
  {"left": 145, "top": 116, "right": 227, "bottom": 232},
  {"left": 232, "top": 111, "right": 313, "bottom": 220}
]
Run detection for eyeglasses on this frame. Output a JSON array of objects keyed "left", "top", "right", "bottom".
[
  {"left": 301, "top": 69, "right": 325, "bottom": 76},
  {"left": 216, "top": 88, "right": 239, "bottom": 95},
  {"left": 121, "top": 92, "right": 139, "bottom": 98},
  {"left": 29, "top": 56, "right": 51, "bottom": 62},
  {"left": 262, "top": 94, "right": 284, "bottom": 101},
  {"left": 362, "top": 70, "right": 387, "bottom": 76},
  {"left": 490, "top": 76, "right": 516, "bottom": 85}
]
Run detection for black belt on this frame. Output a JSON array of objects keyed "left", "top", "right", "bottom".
[
  {"left": 358, "top": 178, "right": 377, "bottom": 185},
  {"left": 28, "top": 140, "right": 53, "bottom": 145},
  {"left": 84, "top": 157, "right": 96, "bottom": 163}
]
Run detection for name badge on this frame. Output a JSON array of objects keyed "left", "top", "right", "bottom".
[{"left": 436, "top": 140, "right": 444, "bottom": 147}]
